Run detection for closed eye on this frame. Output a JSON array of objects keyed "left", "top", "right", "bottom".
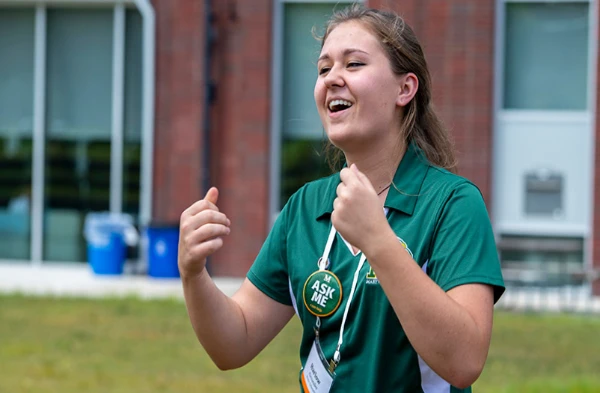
[
  {"left": 347, "top": 62, "right": 364, "bottom": 68},
  {"left": 319, "top": 62, "right": 364, "bottom": 76},
  {"left": 318, "top": 66, "right": 331, "bottom": 76}
]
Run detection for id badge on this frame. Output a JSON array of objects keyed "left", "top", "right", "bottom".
[{"left": 300, "top": 339, "right": 335, "bottom": 393}]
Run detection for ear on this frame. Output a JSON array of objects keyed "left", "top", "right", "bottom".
[{"left": 396, "top": 73, "right": 419, "bottom": 107}]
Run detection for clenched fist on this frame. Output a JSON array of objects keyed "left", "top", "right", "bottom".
[
  {"left": 178, "top": 187, "right": 231, "bottom": 279},
  {"left": 332, "top": 164, "right": 390, "bottom": 253}
]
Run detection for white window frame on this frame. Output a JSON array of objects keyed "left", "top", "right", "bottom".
[{"left": 0, "top": 0, "right": 155, "bottom": 264}]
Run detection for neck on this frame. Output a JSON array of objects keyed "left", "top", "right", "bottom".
[{"left": 345, "top": 140, "right": 406, "bottom": 193}]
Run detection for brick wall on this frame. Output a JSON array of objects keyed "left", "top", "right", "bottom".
[
  {"left": 153, "top": 0, "right": 207, "bottom": 222},
  {"left": 153, "top": 0, "right": 272, "bottom": 277},
  {"left": 205, "top": 0, "right": 273, "bottom": 276}
]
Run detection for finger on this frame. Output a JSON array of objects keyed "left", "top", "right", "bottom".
[
  {"left": 204, "top": 187, "right": 219, "bottom": 205},
  {"left": 191, "top": 237, "right": 224, "bottom": 258},
  {"left": 183, "top": 199, "right": 219, "bottom": 218},
  {"left": 340, "top": 167, "right": 360, "bottom": 187},
  {"left": 182, "top": 187, "right": 221, "bottom": 217},
  {"left": 333, "top": 197, "right": 342, "bottom": 212},
  {"left": 336, "top": 182, "right": 346, "bottom": 197},
  {"left": 189, "top": 223, "right": 231, "bottom": 244},
  {"left": 183, "top": 210, "right": 230, "bottom": 232},
  {"left": 353, "top": 166, "right": 376, "bottom": 191}
]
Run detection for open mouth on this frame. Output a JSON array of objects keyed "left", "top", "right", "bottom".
[{"left": 328, "top": 99, "right": 353, "bottom": 113}]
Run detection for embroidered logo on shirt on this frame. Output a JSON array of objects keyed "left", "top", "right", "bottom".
[
  {"left": 365, "top": 237, "right": 413, "bottom": 285},
  {"left": 366, "top": 266, "right": 379, "bottom": 285}
]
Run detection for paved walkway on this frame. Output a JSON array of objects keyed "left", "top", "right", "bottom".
[
  {"left": 2, "top": 263, "right": 600, "bottom": 313},
  {"left": 0, "top": 263, "right": 243, "bottom": 300}
]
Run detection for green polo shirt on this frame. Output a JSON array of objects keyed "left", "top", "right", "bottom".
[{"left": 247, "top": 143, "right": 505, "bottom": 393}]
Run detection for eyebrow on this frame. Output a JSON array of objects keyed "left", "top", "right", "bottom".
[{"left": 317, "top": 48, "right": 369, "bottom": 63}]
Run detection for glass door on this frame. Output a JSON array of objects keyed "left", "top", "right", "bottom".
[{"left": 0, "top": 9, "right": 35, "bottom": 260}]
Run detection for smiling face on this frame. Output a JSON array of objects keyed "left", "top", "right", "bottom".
[{"left": 314, "top": 21, "right": 405, "bottom": 154}]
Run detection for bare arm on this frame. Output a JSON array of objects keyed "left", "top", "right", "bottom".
[
  {"left": 364, "top": 233, "right": 493, "bottom": 388},
  {"left": 178, "top": 187, "right": 294, "bottom": 370},
  {"left": 332, "top": 166, "right": 495, "bottom": 388},
  {"left": 182, "top": 274, "right": 294, "bottom": 370}
]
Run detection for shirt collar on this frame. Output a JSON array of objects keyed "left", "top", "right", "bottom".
[
  {"left": 383, "top": 142, "right": 430, "bottom": 215},
  {"left": 316, "top": 142, "right": 430, "bottom": 220}
]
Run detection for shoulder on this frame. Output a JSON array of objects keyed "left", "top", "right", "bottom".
[
  {"left": 298, "top": 172, "right": 339, "bottom": 195},
  {"left": 424, "top": 166, "right": 484, "bottom": 204},
  {"left": 416, "top": 166, "right": 489, "bottom": 228},
  {"left": 284, "top": 172, "right": 339, "bottom": 212},
  {"left": 421, "top": 167, "right": 492, "bottom": 236}
]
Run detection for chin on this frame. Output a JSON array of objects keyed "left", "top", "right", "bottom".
[
  {"left": 325, "top": 131, "right": 362, "bottom": 153},
  {"left": 325, "top": 130, "right": 349, "bottom": 148}
]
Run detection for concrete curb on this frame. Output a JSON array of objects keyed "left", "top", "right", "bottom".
[{"left": 0, "top": 263, "right": 243, "bottom": 300}]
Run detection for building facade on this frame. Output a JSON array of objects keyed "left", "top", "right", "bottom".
[{"left": 1, "top": 0, "right": 599, "bottom": 294}]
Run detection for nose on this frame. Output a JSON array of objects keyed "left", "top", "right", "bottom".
[{"left": 323, "top": 65, "right": 345, "bottom": 89}]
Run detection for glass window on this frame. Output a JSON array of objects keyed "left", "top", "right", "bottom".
[
  {"left": 123, "top": 9, "right": 142, "bottom": 218},
  {"left": 0, "top": 9, "right": 35, "bottom": 260},
  {"left": 45, "top": 9, "right": 113, "bottom": 262},
  {"left": 503, "top": 3, "right": 589, "bottom": 110},
  {"left": 500, "top": 235, "right": 584, "bottom": 286},
  {"left": 280, "top": 3, "right": 351, "bottom": 207}
]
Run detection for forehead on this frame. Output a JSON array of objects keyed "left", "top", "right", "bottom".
[{"left": 320, "top": 21, "right": 381, "bottom": 56}]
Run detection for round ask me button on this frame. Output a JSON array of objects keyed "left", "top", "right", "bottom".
[{"left": 302, "top": 270, "right": 343, "bottom": 317}]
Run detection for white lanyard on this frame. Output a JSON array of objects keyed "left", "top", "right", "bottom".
[{"left": 317, "top": 225, "right": 367, "bottom": 369}]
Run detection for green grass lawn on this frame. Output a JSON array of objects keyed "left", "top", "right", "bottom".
[{"left": 1, "top": 294, "right": 599, "bottom": 392}]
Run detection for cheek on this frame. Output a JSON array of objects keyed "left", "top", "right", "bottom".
[
  {"left": 314, "top": 81, "right": 325, "bottom": 107},
  {"left": 370, "top": 79, "right": 398, "bottom": 111}
]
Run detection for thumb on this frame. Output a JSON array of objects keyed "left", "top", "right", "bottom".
[
  {"left": 204, "top": 187, "right": 219, "bottom": 205},
  {"left": 351, "top": 164, "right": 367, "bottom": 185},
  {"left": 352, "top": 165, "right": 377, "bottom": 192}
]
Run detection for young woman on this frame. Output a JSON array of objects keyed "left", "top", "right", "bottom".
[{"left": 177, "top": 4, "right": 504, "bottom": 392}]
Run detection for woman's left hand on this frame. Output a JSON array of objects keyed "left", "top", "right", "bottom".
[{"left": 331, "top": 164, "right": 391, "bottom": 252}]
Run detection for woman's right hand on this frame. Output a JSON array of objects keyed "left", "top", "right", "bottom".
[{"left": 178, "top": 187, "right": 231, "bottom": 279}]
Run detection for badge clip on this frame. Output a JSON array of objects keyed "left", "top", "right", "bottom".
[
  {"left": 328, "top": 359, "right": 338, "bottom": 373},
  {"left": 328, "top": 349, "right": 341, "bottom": 373}
]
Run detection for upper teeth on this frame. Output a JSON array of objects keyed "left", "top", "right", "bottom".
[{"left": 329, "top": 99, "right": 353, "bottom": 110}]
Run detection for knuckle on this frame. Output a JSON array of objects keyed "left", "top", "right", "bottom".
[
  {"left": 179, "top": 221, "right": 190, "bottom": 234},
  {"left": 209, "top": 210, "right": 221, "bottom": 222},
  {"left": 206, "top": 209, "right": 220, "bottom": 221},
  {"left": 183, "top": 233, "right": 195, "bottom": 248},
  {"left": 215, "top": 224, "right": 228, "bottom": 236}
]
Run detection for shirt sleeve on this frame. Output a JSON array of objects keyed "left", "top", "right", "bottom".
[
  {"left": 426, "top": 181, "right": 505, "bottom": 303},
  {"left": 246, "top": 200, "right": 293, "bottom": 306}
]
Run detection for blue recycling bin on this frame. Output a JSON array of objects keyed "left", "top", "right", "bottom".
[
  {"left": 147, "top": 224, "right": 180, "bottom": 278},
  {"left": 87, "top": 232, "right": 126, "bottom": 275},
  {"left": 84, "top": 212, "right": 137, "bottom": 276}
]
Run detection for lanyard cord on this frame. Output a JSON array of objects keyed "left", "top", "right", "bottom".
[
  {"left": 316, "top": 225, "right": 366, "bottom": 370},
  {"left": 319, "top": 225, "right": 337, "bottom": 270},
  {"left": 332, "top": 253, "right": 366, "bottom": 366}
]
